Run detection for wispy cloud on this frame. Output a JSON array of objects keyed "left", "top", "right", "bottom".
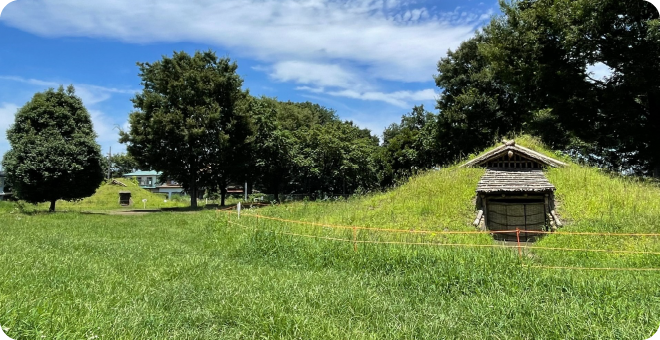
[
  {"left": 0, "top": 76, "right": 136, "bottom": 105},
  {"left": 325, "top": 88, "right": 437, "bottom": 107},
  {"left": 271, "top": 61, "right": 368, "bottom": 90},
  {"left": 1, "top": 0, "right": 491, "bottom": 85},
  {"left": 0, "top": 77, "right": 131, "bottom": 157}
]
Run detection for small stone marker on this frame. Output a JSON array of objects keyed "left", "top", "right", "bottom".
[
  {"left": 142, "top": 198, "right": 147, "bottom": 209},
  {"left": 237, "top": 201, "right": 241, "bottom": 219}
]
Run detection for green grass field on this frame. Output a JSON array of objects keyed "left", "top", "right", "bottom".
[{"left": 1, "top": 138, "right": 659, "bottom": 339}]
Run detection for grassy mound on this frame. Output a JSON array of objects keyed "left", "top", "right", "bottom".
[
  {"left": 250, "top": 136, "right": 659, "bottom": 233},
  {"left": 58, "top": 178, "right": 191, "bottom": 211},
  {"left": 235, "top": 136, "right": 660, "bottom": 269},
  {"left": 4, "top": 178, "right": 190, "bottom": 212}
]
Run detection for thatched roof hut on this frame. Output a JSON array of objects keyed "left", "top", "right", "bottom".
[{"left": 462, "top": 140, "right": 566, "bottom": 241}]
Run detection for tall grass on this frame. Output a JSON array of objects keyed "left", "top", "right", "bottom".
[
  {"left": 1, "top": 210, "right": 659, "bottom": 339},
  {"left": 255, "top": 166, "right": 485, "bottom": 232}
]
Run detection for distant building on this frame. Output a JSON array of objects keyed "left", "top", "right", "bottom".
[
  {"left": 0, "top": 171, "right": 12, "bottom": 201},
  {"left": 122, "top": 170, "right": 184, "bottom": 199}
]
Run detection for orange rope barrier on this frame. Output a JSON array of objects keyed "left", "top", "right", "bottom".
[
  {"left": 224, "top": 220, "right": 660, "bottom": 272},
  {"left": 220, "top": 210, "right": 660, "bottom": 238},
  {"left": 521, "top": 245, "right": 660, "bottom": 256},
  {"left": 226, "top": 220, "right": 518, "bottom": 250},
  {"left": 522, "top": 264, "right": 660, "bottom": 272},
  {"left": 223, "top": 210, "right": 504, "bottom": 235},
  {"left": 225, "top": 218, "right": 660, "bottom": 255}
]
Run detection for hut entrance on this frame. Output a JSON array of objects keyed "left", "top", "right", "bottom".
[{"left": 487, "top": 199, "right": 546, "bottom": 242}]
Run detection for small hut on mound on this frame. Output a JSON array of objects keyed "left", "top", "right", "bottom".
[{"left": 462, "top": 140, "right": 566, "bottom": 241}]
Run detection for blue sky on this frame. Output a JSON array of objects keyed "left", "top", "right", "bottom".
[{"left": 0, "top": 0, "right": 498, "bottom": 159}]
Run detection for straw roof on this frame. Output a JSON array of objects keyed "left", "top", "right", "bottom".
[
  {"left": 462, "top": 140, "right": 567, "bottom": 168},
  {"left": 477, "top": 169, "right": 555, "bottom": 193}
]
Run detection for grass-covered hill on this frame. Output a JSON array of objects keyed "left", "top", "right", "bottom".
[
  {"left": 1, "top": 178, "right": 190, "bottom": 212},
  {"left": 250, "top": 135, "right": 660, "bottom": 233},
  {"left": 239, "top": 136, "right": 660, "bottom": 268}
]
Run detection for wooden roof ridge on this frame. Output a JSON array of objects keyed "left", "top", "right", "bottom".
[{"left": 461, "top": 140, "right": 567, "bottom": 168}]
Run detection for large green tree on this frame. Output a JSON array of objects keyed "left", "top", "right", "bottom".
[
  {"left": 435, "top": 0, "right": 660, "bottom": 175},
  {"left": 120, "top": 51, "right": 249, "bottom": 207},
  {"left": 104, "top": 153, "right": 139, "bottom": 178},
  {"left": 380, "top": 105, "right": 439, "bottom": 186},
  {"left": 246, "top": 96, "right": 296, "bottom": 202},
  {"left": 293, "top": 121, "right": 380, "bottom": 196},
  {"left": 1, "top": 86, "right": 105, "bottom": 211}
]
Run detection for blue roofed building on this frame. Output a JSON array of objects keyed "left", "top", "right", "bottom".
[{"left": 123, "top": 170, "right": 184, "bottom": 199}]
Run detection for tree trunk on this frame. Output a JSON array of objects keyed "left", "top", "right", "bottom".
[
  {"left": 274, "top": 187, "right": 279, "bottom": 203},
  {"left": 190, "top": 185, "right": 197, "bottom": 208},
  {"left": 49, "top": 200, "right": 56, "bottom": 212},
  {"left": 649, "top": 91, "right": 660, "bottom": 179},
  {"left": 220, "top": 187, "right": 227, "bottom": 206}
]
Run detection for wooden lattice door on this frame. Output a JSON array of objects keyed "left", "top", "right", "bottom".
[{"left": 488, "top": 202, "right": 546, "bottom": 241}]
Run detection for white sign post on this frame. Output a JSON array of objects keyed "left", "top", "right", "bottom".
[
  {"left": 142, "top": 199, "right": 147, "bottom": 209},
  {"left": 237, "top": 201, "right": 241, "bottom": 219}
]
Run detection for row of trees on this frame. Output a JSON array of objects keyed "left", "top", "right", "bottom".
[
  {"left": 0, "top": 52, "right": 424, "bottom": 211},
  {"left": 118, "top": 51, "right": 390, "bottom": 207}
]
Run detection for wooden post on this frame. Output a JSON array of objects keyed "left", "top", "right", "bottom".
[
  {"left": 516, "top": 228, "right": 522, "bottom": 259},
  {"left": 353, "top": 227, "right": 357, "bottom": 252},
  {"left": 544, "top": 193, "right": 550, "bottom": 231},
  {"left": 482, "top": 196, "right": 488, "bottom": 230},
  {"left": 473, "top": 210, "right": 484, "bottom": 227}
]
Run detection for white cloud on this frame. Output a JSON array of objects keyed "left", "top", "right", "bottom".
[
  {"left": 295, "top": 86, "right": 326, "bottom": 93},
  {"left": 1, "top": 0, "right": 489, "bottom": 84},
  {"left": 0, "top": 0, "right": 12, "bottom": 13},
  {"left": 313, "top": 88, "right": 437, "bottom": 107},
  {"left": 271, "top": 61, "right": 367, "bottom": 90},
  {"left": 89, "top": 109, "right": 120, "bottom": 143},
  {"left": 0, "top": 102, "right": 18, "bottom": 135},
  {"left": 0, "top": 76, "right": 136, "bottom": 106}
]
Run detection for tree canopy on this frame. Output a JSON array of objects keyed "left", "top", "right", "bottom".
[
  {"left": 119, "top": 50, "right": 249, "bottom": 207},
  {"left": 434, "top": 0, "right": 660, "bottom": 176},
  {"left": 104, "top": 153, "right": 139, "bottom": 179},
  {"left": 1, "top": 85, "right": 105, "bottom": 211}
]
